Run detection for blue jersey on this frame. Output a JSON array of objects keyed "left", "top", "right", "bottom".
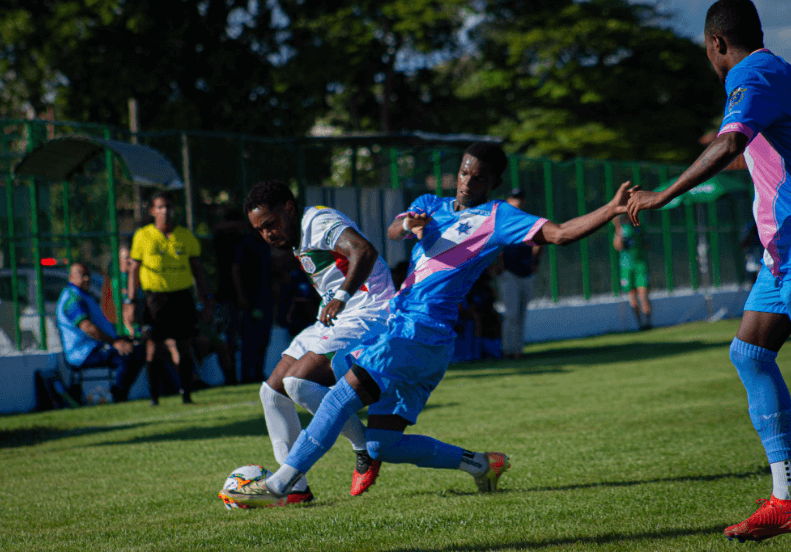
[
  {"left": 57, "top": 283, "right": 118, "bottom": 366},
  {"left": 718, "top": 49, "right": 791, "bottom": 277},
  {"left": 392, "top": 194, "right": 546, "bottom": 344}
]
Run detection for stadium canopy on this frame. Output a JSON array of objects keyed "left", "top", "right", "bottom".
[
  {"left": 13, "top": 135, "right": 184, "bottom": 189},
  {"left": 654, "top": 173, "right": 750, "bottom": 210}
]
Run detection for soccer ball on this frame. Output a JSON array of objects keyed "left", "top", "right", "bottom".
[{"left": 220, "top": 464, "right": 272, "bottom": 510}]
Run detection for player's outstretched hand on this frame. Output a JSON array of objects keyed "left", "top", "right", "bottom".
[
  {"left": 405, "top": 213, "right": 431, "bottom": 240},
  {"left": 610, "top": 181, "right": 639, "bottom": 215},
  {"left": 627, "top": 190, "right": 667, "bottom": 226},
  {"left": 319, "top": 298, "right": 346, "bottom": 327}
]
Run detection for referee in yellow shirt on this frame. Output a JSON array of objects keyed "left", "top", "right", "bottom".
[{"left": 124, "top": 191, "right": 213, "bottom": 405}]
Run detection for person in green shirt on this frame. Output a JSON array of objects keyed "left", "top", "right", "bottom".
[{"left": 614, "top": 215, "right": 652, "bottom": 330}]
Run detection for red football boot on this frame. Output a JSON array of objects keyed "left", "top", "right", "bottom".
[
  {"left": 351, "top": 450, "right": 381, "bottom": 496},
  {"left": 724, "top": 495, "right": 791, "bottom": 542}
]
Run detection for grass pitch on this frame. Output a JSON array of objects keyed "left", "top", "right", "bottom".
[{"left": 3, "top": 319, "right": 791, "bottom": 551}]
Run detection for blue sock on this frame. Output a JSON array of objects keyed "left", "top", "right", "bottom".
[
  {"left": 730, "top": 337, "right": 791, "bottom": 463},
  {"left": 284, "top": 378, "right": 363, "bottom": 474},
  {"left": 366, "top": 428, "right": 464, "bottom": 469}
]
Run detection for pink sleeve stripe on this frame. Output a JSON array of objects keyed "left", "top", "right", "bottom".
[
  {"left": 719, "top": 123, "right": 754, "bottom": 141},
  {"left": 522, "top": 218, "right": 548, "bottom": 244}
]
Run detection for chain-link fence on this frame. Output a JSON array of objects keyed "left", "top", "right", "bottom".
[{"left": 0, "top": 119, "right": 754, "bottom": 352}]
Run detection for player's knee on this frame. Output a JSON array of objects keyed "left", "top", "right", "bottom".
[
  {"left": 365, "top": 428, "right": 403, "bottom": 462},
  {"left": 350, "top": 364, "right": 381, "bottom": 402},
  {"left": 259, "top": 381, "right": 284, "bottom": 405}
]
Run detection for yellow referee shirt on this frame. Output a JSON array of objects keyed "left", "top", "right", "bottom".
[{"left": 130, "top": 224, "right": 201, "bottom": 292}]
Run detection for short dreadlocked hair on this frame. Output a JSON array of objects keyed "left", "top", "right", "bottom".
[
  {"left": 705, "top": 0, "right": 763, "bottom": 52},
  {"left": 464, "top": 142, "right": 507, "bottom": 187},
  {"left": 243, "top": 180, "right": 295, "bottom": 214}
]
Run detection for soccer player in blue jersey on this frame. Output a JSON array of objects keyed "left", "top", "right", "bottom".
[
  {"left": 220, "top": 142, "right": 634, "bottom": 507},
  {"left": 627, "top": 0, "right": 791, "bottom": 542}
]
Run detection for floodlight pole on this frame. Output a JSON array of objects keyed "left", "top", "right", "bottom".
[{"left": 181, "top": 132, "right": 194, "bottom": 231}]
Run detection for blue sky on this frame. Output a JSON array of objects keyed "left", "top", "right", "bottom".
[{"left": 644, "top": 0, "right": 791, "bottom": 62}]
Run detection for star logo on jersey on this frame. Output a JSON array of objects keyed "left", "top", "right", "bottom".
[{"left": 456, "top": 222, "right": 472, "bottom": 235}]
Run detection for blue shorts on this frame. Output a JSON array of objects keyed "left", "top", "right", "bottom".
[
  {"left": 355, "top": 332, "right": 453, "bottom": 425},
  {"left": 743, "top": 264, "right": 791, "bottom": 315}
]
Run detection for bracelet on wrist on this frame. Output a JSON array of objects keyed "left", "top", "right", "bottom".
[
  {"left": 334, "top": 289, "right": 352, "bottom": 303},
  {"left": 122, "top": 297, "right": 134, "bottom": 305},
  {"left": 402, "top": 217, "right": 411, "bottom": 232}
]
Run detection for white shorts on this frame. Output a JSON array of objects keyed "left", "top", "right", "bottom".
[{"left": 281, "top": 308, "right": 389, "bottom": 378}]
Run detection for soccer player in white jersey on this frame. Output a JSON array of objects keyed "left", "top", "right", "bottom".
[
  {"left": 237, "top": 180, "right": 395, "bottom": 505},
  {"left": 220, "top": 145, "right": 634, "bottom": 508},
  {"left": 628, "top": 0, "right": 791, "bottom": 542}
]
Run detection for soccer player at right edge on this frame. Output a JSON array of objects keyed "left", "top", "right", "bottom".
[
  {"left": 220, "top": 142, "right": 635, "bottom": 507},
  {"left": 627, "top": 0, "right": 791, "bottom": 543}
]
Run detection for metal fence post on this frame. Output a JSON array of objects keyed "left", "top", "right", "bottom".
[
  {"left": 604, "top": 162, "right": 618, "bottom": 296},
  {"left": 182, "top": 132, "right": 194, "bottom": 231},
  {"left": 62, "top": 180, "right": 73, "bottom": 265},
  {"left": 104, "top": 126, "right": 123, "bottom": 333},
  {"left": 686, "top": 202, "right": 698, "bottom": 290},
  {"left": 544, "top": 160, "right": 558, "bottom": 302},
  {"left": 26, "top": 121, "right": 47, "bottom": 350},
  {"left": 390, "top": 147, "right": 400, "bottom": 189},
  {"left": 4, "top": 132, "right": 22, "bottom": 350},
  {"left": 708, "top": 202, "right": 721, "bottom": 287},
  {"left": 659, "top": 167, "right": 674, "bottom": 292},
  {"left": 576, "top": 158, "right": 590, "bottom": 300}
]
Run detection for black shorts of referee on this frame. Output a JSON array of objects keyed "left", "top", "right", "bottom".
[{"left": 143, "top": 288, "right": 198, "bottom": 342}]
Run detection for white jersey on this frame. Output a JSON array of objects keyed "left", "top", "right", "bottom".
[{"left": 295, "top": 206, "right": 394, "bottom": 316}]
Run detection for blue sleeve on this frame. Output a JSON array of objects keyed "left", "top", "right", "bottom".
[
  {"left": 493, "top": 202, "right": 548, "bottom": 247},
  {"left": 402, "top": 194, "right": 439, "bottom": 217},
  {"left": 720, "top": 63, "right": 782, "bottom": 140},
  {"left": 61, "top": 289, "right": 90, "bottom": 326}
]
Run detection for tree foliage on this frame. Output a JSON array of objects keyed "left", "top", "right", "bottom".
[
  {"left": 0, "top": 0, "right": 725, "bottom": 162},
  {"left": 455, "top": 0, "right": 724, "bottom": 161}
]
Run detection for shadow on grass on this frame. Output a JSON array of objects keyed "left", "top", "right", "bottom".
[
  {"left": 381, "top": 524, "right": 727, "bottom": 552},
  {"left": 91, "top": 400, "right": 458, "bottom": 447},
  {"left": 0, "top": 422, "right": 150, "bottom": 448},
  {"left": 405, "top": 466, "right": 769, "bottom": 501},
  {"left": 446, "top": 339, "right": 733, "bottom": 379}
]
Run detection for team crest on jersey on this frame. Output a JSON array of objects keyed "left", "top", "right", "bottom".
[
  {"left": 300, "top": 255, "right": 317, "bottom": 274},
  {"left": 728, "top": 87, "right": 746, "bottom": 111}
]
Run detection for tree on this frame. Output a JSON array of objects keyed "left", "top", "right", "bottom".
[
  {"left": 0, "top": 0, "right": 327, "bottom": 135},
  {"left": 452, "top": 0, "right": 724, "bottom": 162}
]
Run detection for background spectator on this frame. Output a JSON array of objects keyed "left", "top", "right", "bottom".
[{"left": 58, "top": 262, "right": 145, "bottom": 403}]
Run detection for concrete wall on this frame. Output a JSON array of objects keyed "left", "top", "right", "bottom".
[{"left": 0, "top": 286, "right": 751, "bottom": 415}]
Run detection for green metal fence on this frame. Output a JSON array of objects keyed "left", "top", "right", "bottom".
[{"left": 0, "top": 118, "right": 755, "bottom": 352}]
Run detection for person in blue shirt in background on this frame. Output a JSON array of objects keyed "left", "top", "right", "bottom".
[
  {"left": 221, "top": 142, "right": 634, "bottom": 507},
  {"left": 57, "top": 262, "right": 145, "bottom": 403}
]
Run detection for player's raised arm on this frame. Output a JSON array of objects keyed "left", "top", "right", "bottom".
[
  {"left": 320, "top": 227, "right": 379, "bottom": 326},
  {"left": 627, "top": 132, "right": 748, "bottom": 225},
  {"left": 533, "top": 181, "right": 635, "bottom": 246}
]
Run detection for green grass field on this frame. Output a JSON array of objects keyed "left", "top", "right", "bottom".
[{"left": 3, "top": 319, "right": 791, "bottom": 551}]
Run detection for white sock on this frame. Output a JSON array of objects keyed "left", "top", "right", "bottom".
[
  {"left": 458, "top": 450, "right": 487, "bottom": 476},
  {"left": 259, "top": 382, "right": 308, "bottom": 492},
  {"left": 283, "top": 376, "right": 368, "bottom": 452},
  {"left": 770, "top": 459, "right": 791, "bottom": 500},
  {"left": 266, "top": 464, "right": 303, "bottom": 497}
]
